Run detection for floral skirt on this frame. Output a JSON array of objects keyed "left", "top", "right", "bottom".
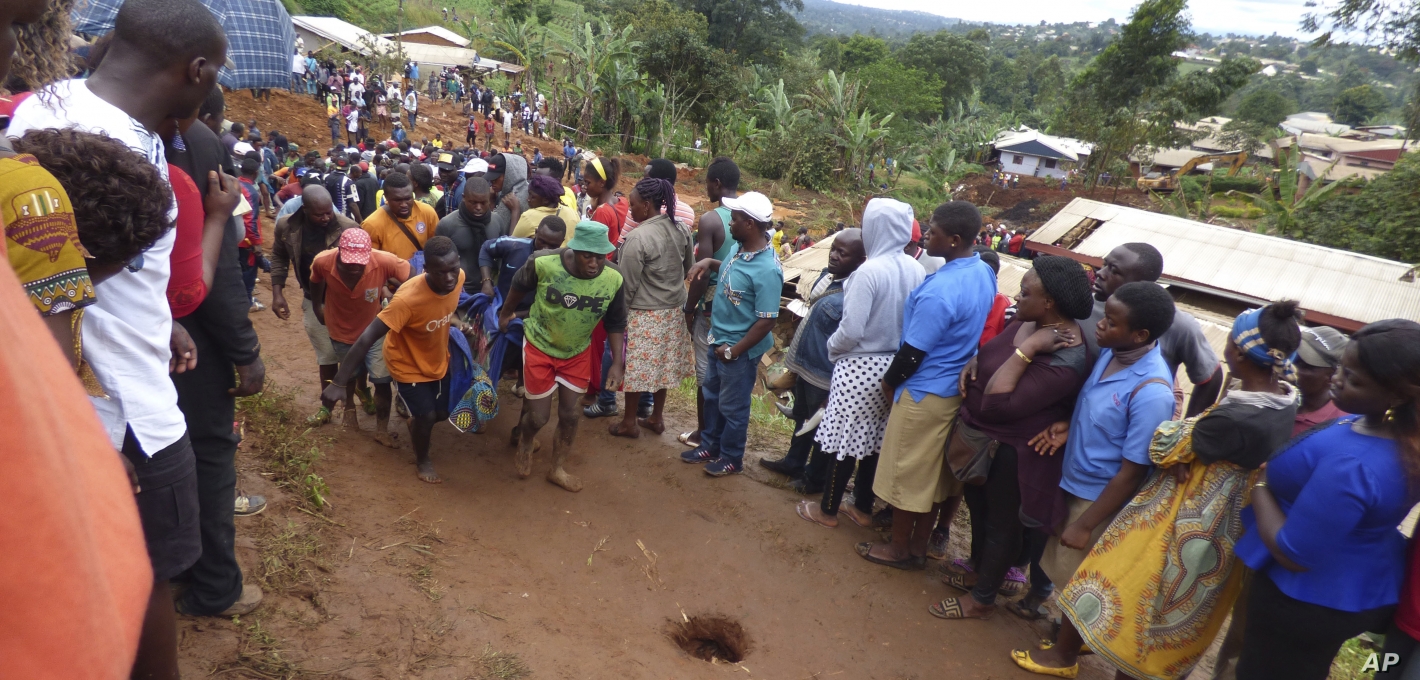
[
  {"left": 815, "top": 354, "right": 893, "bottom": 460},
  {"left": 622, "top": 307, "right": 693, "bottom": 393}
]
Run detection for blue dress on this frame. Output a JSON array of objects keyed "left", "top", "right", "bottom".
[{"left": 1236, "top": 418, "right": 1411, "bottom": 612}]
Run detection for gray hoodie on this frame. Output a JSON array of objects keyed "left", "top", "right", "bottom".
[
  {"left": 488, "top": 152, "right": 529, "bottom": 237},
  {"left": 827, "top": 198, "right": 924, "bottom": 361}
]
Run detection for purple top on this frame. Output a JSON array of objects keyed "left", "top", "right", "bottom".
[{"left": 960, "top": 320, "right": 1090, "bottom": 528}]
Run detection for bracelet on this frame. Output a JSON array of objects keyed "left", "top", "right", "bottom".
[
  {"left": 1253, "top": 481, "right": 1268, "bottom": 489},
  {"left": 1014, "top": 348, "right": 1033, "bottom": 364}
]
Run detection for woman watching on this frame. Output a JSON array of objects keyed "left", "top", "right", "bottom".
[
  {"left": 932, "top": 255, "right": 1094, "bottom": 621},
  {"left": 1235, "top": 319, "right": 1420, "bottom": 680}
]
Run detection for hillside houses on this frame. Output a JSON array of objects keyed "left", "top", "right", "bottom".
[{"left": 990, "top": 127, "right": 1092, "bottom": 179}]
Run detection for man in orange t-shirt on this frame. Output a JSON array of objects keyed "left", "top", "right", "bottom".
[
  {"left": 322, "top": 235, "right": 464, "bottom": 484},
  {"left": 310, "top": 229, "right": 411, "bottom": 446}
]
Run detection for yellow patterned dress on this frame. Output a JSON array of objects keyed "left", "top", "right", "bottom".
[
  {"left": 0, "top": 154, "right": 95, "bottom": 316},
  {"left": 1058, "top": 410, "right": 1256, "bottom": 680}
]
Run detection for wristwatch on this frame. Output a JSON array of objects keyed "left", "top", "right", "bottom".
[{"left": 720, "top": 345, "right": 735, "bottom": 361}]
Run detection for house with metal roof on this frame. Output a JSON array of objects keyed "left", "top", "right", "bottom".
[
  {"left": 292, "top": 16, "right": 522, "bottom": 74},
  {"left": 991, "top": 127, "right": 1093, "bottom": 180},
  {"left": 381, "top": 25, "right": 471, "bottom": 48},
  {"left": 1025, "top": 198, "right": 1420, "bottom": 331}
]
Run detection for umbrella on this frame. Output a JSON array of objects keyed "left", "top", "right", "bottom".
[{"left": 71, "top": 0, "right": 295, "bottom": 90}]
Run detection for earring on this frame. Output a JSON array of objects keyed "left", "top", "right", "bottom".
[{"left": 1386, "top": 407, "right": 1397, "bottom": 423}]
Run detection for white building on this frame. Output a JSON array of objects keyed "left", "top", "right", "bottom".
[{"left": 991, "top": 127, "right": 1093, "bottom": 180}]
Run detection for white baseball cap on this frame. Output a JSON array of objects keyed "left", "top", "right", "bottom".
[
  {"left": 720, "top": 191, "right": 774, "bottom": 223},
  {"left": 462, "top": 157, "right": 489, "bottom": 174}
]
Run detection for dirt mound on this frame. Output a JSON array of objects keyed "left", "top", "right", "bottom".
[{"left": 996, "top": 198, "right": 1041, "bottom": 223}]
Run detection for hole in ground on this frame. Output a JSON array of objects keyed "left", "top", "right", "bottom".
[{"left": 667, "top": 615, "right": 751, "bottom": 663}]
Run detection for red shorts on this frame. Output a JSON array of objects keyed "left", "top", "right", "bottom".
[{"left": 523, "top": 341, "right": 594, "bottom": 399}]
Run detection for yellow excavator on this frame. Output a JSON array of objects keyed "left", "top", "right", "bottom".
[{"left": 1136, "top": 152, "right": 1249, "bottom": 192}]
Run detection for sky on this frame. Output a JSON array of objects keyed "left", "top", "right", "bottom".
[{"left": 832, "top": 0, "right": 1317, "bottom": 38}]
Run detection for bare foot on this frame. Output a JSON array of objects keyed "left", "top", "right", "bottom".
[
  {"left": 508, "top": 425, "right": 520, "bottom": 447},
  {"left": 795, "top": 499, "right": 838, "bottom": 528},
  {"left": 416, "top": 461, "right": 442, "bottom": 484},
  {"left": 372, "top": 430, "right": 399, "bottom": 448},
  {"left": 636, "top": 417, "right": 665, "bottom": 435},
  {"left": 608, "top": 421, "right": 640, "bottom": 438},
  {"left": 547, "top": 466, "right": 583, "bottom": 492},
  {"left": 342, "top": 408, "right": 359, "bottom": 430},
  {"left": 514, "top": 439, "right": 541, "bottom": 478}
]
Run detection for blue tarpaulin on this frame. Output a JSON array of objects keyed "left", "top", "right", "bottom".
[{"left": 71, "top": 0, "right": 295, "bottom": 90}]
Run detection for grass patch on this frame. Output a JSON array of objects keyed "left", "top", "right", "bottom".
[
  {"left": 1329, "top": 636, "right": 1379, "bottom": 680},
  {"left": 237, "top": 386, "right": 331, "bottom": 511},
  {"left": 475, "top": 645, "right": 530, "bottom": 679},
  {"left": 255, "top": 519, "right": 327, "bottom": 595},
  {"left": 210, "top": 613, "right": 311, "bottom": 679}
]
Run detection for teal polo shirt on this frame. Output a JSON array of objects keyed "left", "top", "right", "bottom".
[{"left": 707, "top": 242, "right": 782, "bottom": 358}]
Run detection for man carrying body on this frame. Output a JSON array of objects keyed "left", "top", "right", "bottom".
[
  {"left": 500, "top": 221, "right": 626, "bottom": 492},
  {"left": 270, "top": 185, "right": 358, "bottom": 424},
  {"left": 362, "top": 170, "right": 437, "bottom": 261},
  {"left": 678, "top": 156, "right": 738, "bottom": 448},
  {"left": 437, "top": 176, "right": 495, "bottom": 292},
  {"left": 310, "top": 229, "right": 410, "bottom": 446},
  {"left": 322, "top": 236, "right": 464, "bottom": 483},
  {"left": 1084, "top": 242, "right": 1223, "bottom": 416}
]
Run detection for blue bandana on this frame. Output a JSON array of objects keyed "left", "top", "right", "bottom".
[{"left": 1231, "top": 307, "right": 1297, "bottom": 380}]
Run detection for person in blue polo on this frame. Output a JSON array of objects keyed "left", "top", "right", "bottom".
[{"left": 682, "top": 191, "right": 783, "bottom": 477}]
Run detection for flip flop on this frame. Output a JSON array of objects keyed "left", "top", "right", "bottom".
[
  {"left": 676, "top": 431, "right": 699, "bottom": 447},
  {"left": 929, "top": 597, "right": 993, "bottom": 620},
  {"left": 1009, "top": 650, "right": 1079, "bottom": 678},
  {"left": 840, "top": 505, "right": 873, "bottom": 529},
  {"left": 854, "top": 541, "right": 926, "bottom": 571},
  {"left": 1007, "top": 596, "right": 1050, "bottom": 621},
  {"left": 795, "top": 500, "right": 837, "bottom": 528}
]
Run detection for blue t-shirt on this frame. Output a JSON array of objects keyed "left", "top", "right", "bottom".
[
  {"left": 707, "top": 242, "right": 782, "bottom": 358},
  {"left": 479, "top": 235, "right": 534, "bottom": 299},
  {"left": 1236, "top": 418, "right": 1411, "bottom": 612},
  {"left": 1059, "top": 345, "right": 1175, "bottom": 501},
  {"left": 896, "top": 254, "right": 996, "bottom": 402}
]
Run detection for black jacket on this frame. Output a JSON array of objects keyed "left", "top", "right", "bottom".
[{"left": 165, "top": 122, "right": 261, "bottom": 367}]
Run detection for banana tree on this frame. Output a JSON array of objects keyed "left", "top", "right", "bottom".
[{"left": 833, "top": 109, "right": 893, "bottom": 185}]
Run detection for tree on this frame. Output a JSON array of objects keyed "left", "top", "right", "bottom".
[
  {"left": 1305, "top": 0, "right": 1420, "bottom": 63},
  {"left": 1293, "top": 152, "right": 1420, "bottom": 262},
  {"left": 1333, "top": 84, "right": 1390, "bottom": 125},
  {"left": 1235, "top": 87, "right": 1293, "bottom": 128},
  {"left": 677, "top": 0, "right": 805, "bottom": 65},
  {"left": 1299, "top": 56, "right": 1319, "bottom": 75},
  {"left": 896, "top": 30, "right": 988, "bottom": 111},
  {"left": 505, "top": 0, "right": 534, "bottom": 25},
  {"left": 638, "top": 27, "right": 736, "bottom": 154},
  {"left": 853, "top": 58, "right": 943, "bottom": 123},
  {"left": 840, "top": 34, "right": 889, "bottom": 71},
  {"left": 809, "top": 34, "right": 843, "bottom": 71}
]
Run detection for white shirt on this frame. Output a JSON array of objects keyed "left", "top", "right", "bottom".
[
  {"left": 347, "top": 110, "right": 359, "bottom": 132},
  {"left": 9, "top": 79, "right": 185, "bottom": 454},
  {"left": 292, "top": 53, "right": 306, "bottom": 74},
  {"left": 349, "top": 82, "right": 364, "bottom": 100},
  {"left": 502, "top": 110, "right": 512, "bottom": 130},
  {"left": 404, "top": 92, "right": 417, "bottom": 112},
  {"left": 233, "top": 140, "right": 254, "bottom": 156}
]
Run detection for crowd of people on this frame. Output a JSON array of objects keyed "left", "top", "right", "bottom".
[{"left": 3, "top": 1, "right": 1420, "bottom": 679}]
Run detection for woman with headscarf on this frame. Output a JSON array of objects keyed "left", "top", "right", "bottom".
[
  {"left": 1019, "top": 302, "right": 1304, "bottom": 679},
  {"left": 796, "top": 198, "right": 923, "bottom": 529},
  {"left": 608, "top": 177, "right": 695, "bottom": 438},
  {"left": 579, "top": 155, "right": 629, "bottom": 415},
  {"left": 512, "top": 173, "right": 577, "bottom": 245},
  {"left": 931, "top": 256, "right": 1094, "bottom": 621}
]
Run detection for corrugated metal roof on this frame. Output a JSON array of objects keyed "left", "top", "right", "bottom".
[
  {"left": 1026, "top": 198, "right": 1420, "bottom": 330},
  {"left": 292, "top": 15, "right": 393, "bottom": 54},
  {"left": 382, "top": 25, "right": 471, "bottom": 47}
]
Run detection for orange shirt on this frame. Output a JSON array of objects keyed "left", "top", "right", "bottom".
[
  {"left": 0, "top": 257, "right": 152, "bottom": 678},
  {"left": 377, "top": 270, "right": 465, "bottom": 382},
  {"left": 309, "top": 248, "right": 411, "bottom": 344},
  {"left": 360, "top": 202, "right": 438, "bottom": 261}
]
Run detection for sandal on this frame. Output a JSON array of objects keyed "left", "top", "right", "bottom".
[
  {"left": 1008, "top": 594, "right": 1050, "bottom": 621},
  {"left": 677, "top": 431, "right": 699, "bottom": 447},
  {"left": 854, "top": 541, "right": 926, "bottom": 571},
  {"left": 940, "top": 570, "right": 974, "bottom": 590},
  {"left": 608, "top": 421, "right": 640, "bottom": 438},
  {"left": 929, "top": 597, "right": 993, "bottom": 620},
  {"left": 355, "top": 386, "right": 376, "bottom": 415},
  {"left": 636, "top": 418, "right": 665, "bottom": 435},
  {"left": 1009, "top": 649, "right": 1079, "bottom": 678},
  {"left": 795, "top": 500, "right": 836, "bottom": 528}
]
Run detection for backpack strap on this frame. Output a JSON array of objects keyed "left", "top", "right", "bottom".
[
  {"left": 1128, "top": 377, "right": 1172, "bottom": 404},
  {"left": 387, "top": 209, "right": 424, "bottom": 252}
]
